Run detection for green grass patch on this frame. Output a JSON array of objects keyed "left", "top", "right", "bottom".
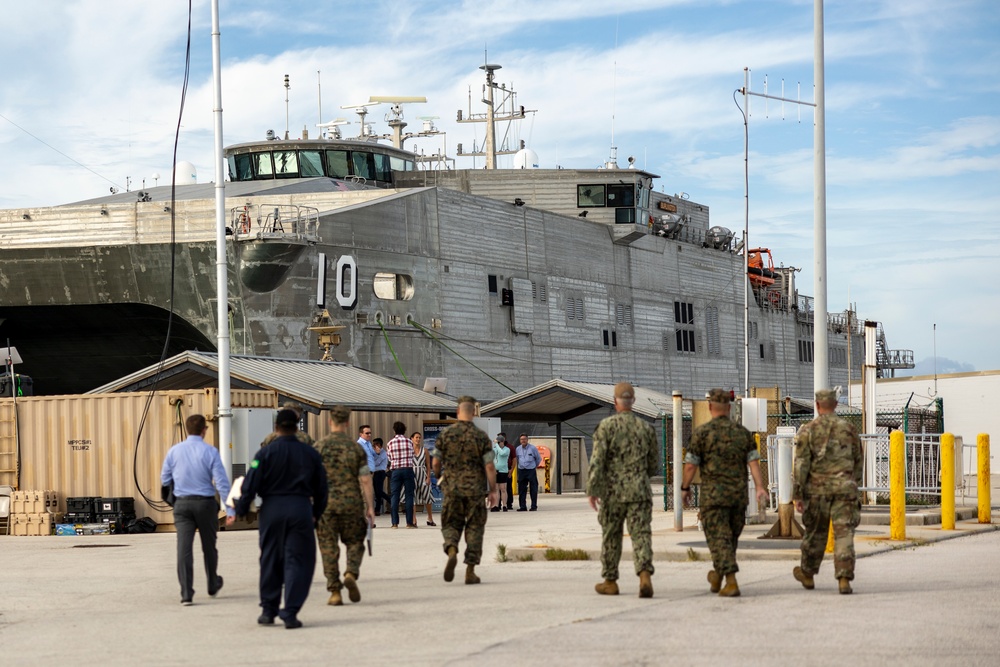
[
  {"left": 686, "top": 547, "right": 701, "bottom": 561},
  {"left": 543, "top": 548, "right": 589, "bottom": 561},
  {"left": 495, "top": 543, "right": 508, "bottom": 563},
  {"left": 516, "top": 553, "right": 535, "bottom": 562}
]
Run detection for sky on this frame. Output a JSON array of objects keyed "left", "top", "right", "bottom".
[{"left": 1, "top": 0, "right": 998, "bottom": 374}]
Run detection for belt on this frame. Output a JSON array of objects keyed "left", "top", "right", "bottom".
[{"left": 176, "top": 495, "right": 216, "bottom": 500}]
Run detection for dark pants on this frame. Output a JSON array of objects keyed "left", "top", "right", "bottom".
[
  {"left": 506, "top": 473, "right": 514, "bottom": 509},
  {"left": 173, "top": 496, "right": 220, "bottom": 602},
  {"left": 390, "top": 467, "right": 415, "bottom": 526},
  {"left": 518, "top": 468, "right": 538, "bottom": 510},
  {"left": 372, "top": 470, "right": 389, "bottom": 514},
  {"left": 258, "top": 495, "right": 316, "bottom": 621}
]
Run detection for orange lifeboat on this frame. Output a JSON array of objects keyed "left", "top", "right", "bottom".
[{"left": 747, "top": 248, "right": 776, "bottom": 287}]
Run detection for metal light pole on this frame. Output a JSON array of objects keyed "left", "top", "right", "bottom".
[
  {"left": 210, "top": 0, "right": 232, "bottom": 480},
  {"left": 812, "top": 0, "right": 830, "bottom": 410}
]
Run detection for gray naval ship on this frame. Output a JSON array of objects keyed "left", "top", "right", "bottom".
[{"left": 0, "top": 65, "right": 913, "bottom": 400}]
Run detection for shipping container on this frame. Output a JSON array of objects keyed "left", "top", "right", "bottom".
[{"left": 0, "top": 389, "right": 276, "bottom": 526}]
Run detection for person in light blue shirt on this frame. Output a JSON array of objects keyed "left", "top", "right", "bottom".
[
  {"left": 357, "top": 425, "right": 376, "bottom": 472},
  {"left": 515, "top": 434, "right": 542, "bottom": 511},
  {"left": 491, "top": 438, "right": 511, "bottom": 512},
  {"left": 371, "top": 437, "right": 389, "bottom": 517},
  {"left": 160, "top": 414, "right": 235, "bottom": 606}
]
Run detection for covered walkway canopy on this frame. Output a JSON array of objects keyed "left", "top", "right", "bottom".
[
  {"left": 481, "top": 380, "right": 677, "bottom": 494},
  {"left": 480, "top": 379, "right": 675, "bottom": 423},
  {"left": 89, "top": 351, "right": 457, "bottom": 414}
]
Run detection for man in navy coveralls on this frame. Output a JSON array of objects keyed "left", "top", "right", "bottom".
[{"left": 236, "top": 409, "right": 328, "bottom": 629}]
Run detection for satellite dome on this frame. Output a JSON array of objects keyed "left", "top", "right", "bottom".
[
  {"left": 513, "top": 148, "right": 539, "bottom": 169},
  {"left": 174, "top": 161, "right": 197, "bottom": 185}
]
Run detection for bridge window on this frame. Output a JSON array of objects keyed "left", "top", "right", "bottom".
[
  {"left": 606, "top": 184, "right": 635, "bottom": 207},
  {"left": 229, "top": 154, "right": 253, "bottom": 181},
  {"left": 326, "top": 150, "right": 350, "bottom": 178},
  {"left": 352, "top": 152, "right": 375, "bottom": 180},
  {"left": 299, "top": 151, "right": 324, "bottom": 177},
  {"left": 274, "top": 151, "right": 299, "bottom": 178},
  {"left": 577, "top": 185, "right": 606, "bottom": 207},
  {"left": 253, "top": 152, "right": 274, "bottom": 178},
  {"left": 374, "top": 153, "right": 392, "bottom": 182},
  {"left": 373, "top": 272, "right": 414, "bottom": 301}
]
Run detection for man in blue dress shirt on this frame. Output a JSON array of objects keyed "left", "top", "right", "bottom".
[
  {"left": 160, "top": 413, "right": 235, "bottom": 606},
  {"left": 515, "top": 434, "right": 543, "bottom": 511}
]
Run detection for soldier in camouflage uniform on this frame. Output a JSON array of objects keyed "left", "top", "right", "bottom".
[
  {"left": 792, "top": 388, "right": 863, "bottom": 595},
  {"left": 431, "top": 396, "right": 498, "bottom": 585},
  {"left": 316, "top": 405, "right": 375, "bottom": 606},
  {"left": 682, "top": 389, "right": 768, "bottom": 597},
  {"left": 587, "top": 382, "right": 659, "bottom": 598},
  {"left": 260, "top": 402, "right": 316, "bottom": 448}
]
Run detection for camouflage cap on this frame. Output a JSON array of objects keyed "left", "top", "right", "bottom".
[
  {"left": 614, "top": 382, "right": 635, "bottom": 400},
  {"left": 329, "top": 405, "right": 350, "bottom": 424},
  {"left": 707, "top": 388, "right": 731, "bottom": 404},
  {"left": 275, "top": 408, "right": 299, "bottom": 429},
  {"left": 815, "top": 388, "right": 838, "bottom": 403}
]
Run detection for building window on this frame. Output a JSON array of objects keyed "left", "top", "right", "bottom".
[
  {"left": 531, "top": 281, "right": 547, "bottom": 302},
  {"left": 373, "top": 272, "right": 414, "bottom": 301},
  {"left": 487, "top": 274, "right": 498, "bottom": 294},
  {"left": 798, "top": 340, "right": 814, "bottom": 363},
  {"left": 748, "top": 321, "right": 758, "bottom": 340},
  {"left": 602, "top": 329, "right": 619, "bottom": 349},
  {"left": 676, "top": 329, "right": 696, "bottom": 353},
  {"left": 674, "top": 301, "right": 694, "bottom": 325}
]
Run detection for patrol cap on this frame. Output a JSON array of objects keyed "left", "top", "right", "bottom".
[
  {"left": 815, "top": 388, "right": 838, "bottom": 404},
  {"left": 707, "top": 388, "right": 731, "bottom": 404},
  {"left": 329, "top": 405, "right": 350, "bottom": 424},
  {"left": 456, "top": 395, "right": 477, "bottom": 406},
  {"left": 275, "top": 409, "right": 300, "bottom": 429},
  {"left": 614, "top": 382, "right": 635, "bottom": 400}
]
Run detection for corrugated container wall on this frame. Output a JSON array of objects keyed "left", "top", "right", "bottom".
[
  {"left": 2, "top": 389, "right": 276, "bottom": 525},
  {"left": 306, "top": 411, "right": 440, "bottom": 444}
]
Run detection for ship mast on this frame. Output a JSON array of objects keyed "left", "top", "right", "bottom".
[{"left": 456, "top": 64, "right": 530, "bottom": 169}]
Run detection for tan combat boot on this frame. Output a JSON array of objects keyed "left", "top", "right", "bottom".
[
  {"left": 444, "top": 546, "right": 458, "bottom": 582},
  {"left": 594, "top": 579, "right": 619, "bottom": 595},
  {"left": 465, "top": 564, "right": 481, "bottom": 585},
  {"left": 793, "top": 566, "right": 815, "bottom": 590},
  {"left": 718, "top": 573, "right": 740, "bottom": 597},
  {"left": 343, "top": 572, "right": 361, "bottom": 602},
  {"left": 327, "top": 589, "right": 343, "bottom": 606},
  {"left": 638, "top": 571, "right": 653, "bottom": 598},
  {"left": 707, "top": 569, "right": 721, "bottom": 594},
  {"left": 838, "top": 577, "right": 853, "bottom": 595}
]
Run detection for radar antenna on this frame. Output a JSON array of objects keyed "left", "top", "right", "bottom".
[{"left": 367, "top": 96, "right": 428, "bottom": 148}]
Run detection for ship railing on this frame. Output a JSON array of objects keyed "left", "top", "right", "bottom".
[
  {"left": 230, "top": 204, "right": 320, "bottom": 242},
  {"left": 796, "top": 294, "right": 814, "bottom": 313}
]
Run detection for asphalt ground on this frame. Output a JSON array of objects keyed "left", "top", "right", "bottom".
[{"left": 1, "top": 492, "right": 998, "bottom": 666}]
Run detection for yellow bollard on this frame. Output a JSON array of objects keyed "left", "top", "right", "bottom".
[
  {"left": 979, "top": 434, "right": 992, "bottom": 524},
  {"left": 825, "top": 519, "right": 835, "bottom": 554},
  {"left": 940, "top": 433, "right": 955, "bottom": 530},
  {"left": 890, "top": 430, "right": 906, "bottom": 541}
]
